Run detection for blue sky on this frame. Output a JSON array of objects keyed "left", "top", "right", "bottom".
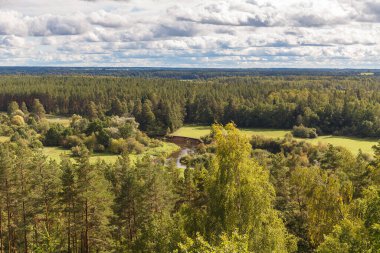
[{"left": 1, "top": 0, "right": 380, "bottom": 68}]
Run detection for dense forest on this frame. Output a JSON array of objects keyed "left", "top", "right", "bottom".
[
  {"left": 1, "top": 75, "right": 380, "bottom": 252},
  {"left": 1, "top": 75, "right": 380, "bottom": 137},
  {"left": 1, "top": 110, "right": 380, "bottom": 252}
]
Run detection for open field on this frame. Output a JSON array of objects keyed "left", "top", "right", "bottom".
[
  {"left": 45, "top": 114, "right": 71, "bottom": 127},
  {"left": 171, "top": 125, "right": 379, "bottom": 155},
  {"left": 42, "top": 142, "right": 180, "bottom": 164}
]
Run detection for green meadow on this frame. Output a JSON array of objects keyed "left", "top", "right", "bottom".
[
  {"left": 42, "top": 142, "right": 180, "bottom": 164},
  {"left": 171, "top": 125, "right": 379, "bottom": 155},
  {"left": 45, "top": 114, "right": 71, "bottom": 127}
]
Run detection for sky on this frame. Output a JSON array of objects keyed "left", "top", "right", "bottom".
[{"left": 0, "top": 0, "right": 380, "bottom": 68}]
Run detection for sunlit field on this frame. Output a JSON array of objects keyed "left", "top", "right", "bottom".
[
  {"left": 45, "top": 114, "right": 71, "bottom": 127},
  {"left": 172, "top": 125, "right": 379, "bottom": 155},
  {"left": 42, "top": 142, "right": 179, "bottom": 164}
]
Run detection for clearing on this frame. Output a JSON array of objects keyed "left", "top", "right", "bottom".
[
  {"left": 45, "top": 114, "right": 71, "bottom": 127},
  {"left": 42, "top": 142, "right": 180, "bottom": 164},
  {"left": 171, "top": 125, "right": 379, "bottom": 155}
]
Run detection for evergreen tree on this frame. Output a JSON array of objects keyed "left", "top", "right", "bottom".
[
  {"left": 140, "top": 100, "right": 156, "bottom": 134},
  {"left": 21, "top": 102, "right": 29, "bottom": 114},
  {"left": 7, "top": 101, "right": 19, "bottom": 115},
  {"left": 32, "top": 99, "right": 46, "bottom": 119}
]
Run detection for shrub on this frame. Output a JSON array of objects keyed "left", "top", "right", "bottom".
[
  {"left": 63, "top": 135, "right": 83, "bottom": 148},
  {"left": 109, "top": 138, "right": 126, "bottom": 154},
  {"left": 11, "top": 115, "right": 25, "bottom": 126},
  {"left": 126, "top": 138, "right": 145, "bottom": 154},
  {"left": 84, "top": 133, "right": 97, "bottom": 151},
  {"left": 119, "top": 124, "right": 134, "bottom": 138},
  {"left": 135, "top": 131, "right": 149, "bottom": 146},
  {"left": 292, "top": 125, "right": 318, "bottom": 139},
  {"left": 12, "top": 109, "right": 25, "bottom": 118},
  {"left": 44, "top": 124, "right": 65, "bottom": 146},
  {"left": 104, "top": 127, "right": 120, "bottom": 139}
]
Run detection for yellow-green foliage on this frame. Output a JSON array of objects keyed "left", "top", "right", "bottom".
[
  {"left": 207, "top": 124, "right": 293, "bottom": 252},
  {"left": 172, "top": 125, "right": 378, "bottom": 155},
  {"left": 0, "top": 136, "right": 10, "bottom": 143},
  {"left": 42, "top": 141, "right": 179, "bottom": 164},
  {"left": 11, "top": 115, "right": 25, "bottom": 126}
]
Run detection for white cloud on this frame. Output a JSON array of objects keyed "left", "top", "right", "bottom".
[{"left": 0, "top": 0, "right": 380, "bottom": 67}]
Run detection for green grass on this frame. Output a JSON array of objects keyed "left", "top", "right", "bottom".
[
  {"left": 42, "top": 142, "right": 180, "bottom": 164},
  {"left": 171, "top": 125, "right": 211, "bottom": 139},
  {"left": 45, "top": 114, "right": 71, "bottom": 127},
  {"left": 172, "top": 125, "right": 379, "bottom": 155},
  {"left": 171, "top": 125, "right": 289, "bottom": 139}
]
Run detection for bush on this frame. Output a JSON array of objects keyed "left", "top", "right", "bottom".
[
  {"left": 0, "top": 124, "right": 13, "bottom": 136},
  {"left": 63, "top": 135, "right": 83, "bottom": 148},
  {"left": 292, "top": 125, "right": 318, "bottom": 139},
  {"left": 84, "top": 133, "right": 97, "bottom": 151},
  {"left": 12, "top": 109, "right": 25, "bottom": 118},
  {"left": 109, "top": 138, "right": 126, "bottom": 154},
  {"left": 44, "top": 124, "right": 65, "bottom": 146},
  {"left": 11, "top": 115, "right": 25, "bottom": 126},
  {"left": 126, "top": 138, "right": 145, "bottom": 154},
  {"left": 119, "top": 124, "right": 134, "bottom": 138},
  {"left": 104, "top": 127, "right": 120, "bottom": 139},
  {"left": 135, "top": 131, "right": 149, "bottom": 146}
]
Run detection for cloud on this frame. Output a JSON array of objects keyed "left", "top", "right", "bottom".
[
  {"left": 0, "top": 35, "right": 25, "bottom": 47},
  {"left": 0, "top": 11, "right": 90, "bottom": 36},
  {"left": 170, "top": 1, "right": 280, "bottom": 27},
  {"left": 88, "top": 10, "right": 129, "bottom": 28},
  {"left": 0, "top": 0, "right": 380, "bottom": 67}
]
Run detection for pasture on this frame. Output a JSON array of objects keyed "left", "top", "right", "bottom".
[
  {"left": 45, "top": 114, "right": 71, "bottom": 127},
  {"left": 171, "top": 125, "right": 379, "bottom": 155},
  {"left": 42, "top": 142, "right": 179, "bottom": 164}
]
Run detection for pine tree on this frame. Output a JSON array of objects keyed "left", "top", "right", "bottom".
[
  {"left": 20, "top": 102, "right": 28, "bottom": 114},
  {"left": 32, "top": 99, "right": 46, "bottom": 119},
  {"left": 60, "top": 158, "right": 77, "bottom": 253},
  {"left": 140, "top": 100, "right": 156, "bottom": 134},
  {"left": 7, "top": 101, "right": 19, "bottom": 116}
]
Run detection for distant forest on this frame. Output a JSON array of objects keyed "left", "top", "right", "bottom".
[
  {"left": 0, "top": 67, "right": 379, "bottom": 79},
  {"left": 1, "top": 75, "right": 380, "bottom": 137}
]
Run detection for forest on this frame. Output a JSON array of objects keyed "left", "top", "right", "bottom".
[
  {"left": 1, "top": 75, "right": 380, "bottom": 137},
  {"left": 0, "top": 75, "right": 380, "bottom": 252}
]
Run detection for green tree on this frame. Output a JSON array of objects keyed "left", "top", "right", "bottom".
[
  {"left": 85, "top": 101, "right": 98, "bottom": 120},
  {"left": 7, "top": 101, "right": 19, "bottom": 115},
  {"left": 32, "top": 99, "right": 46, "bottom": 119},
  {"left": 291, "top": 167, "right": 353, "bottom": 247},
  {"left": 21, "top": 102, "right": 28, "bottom": 114},
  {"left": 206, "top": 123, "right": 295, "bottom": 252},
  {"left": 140, "top": 100, "right": 156, "bottom": 134}
]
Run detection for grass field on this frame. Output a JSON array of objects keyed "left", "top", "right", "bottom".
[
  {"left": 42, "top": 142, "right": 180, "bottom": 164},
  {"left": 45, "top": 114, "right": 71, "bottom": 127},
  {"left": 171, "top": 125, "right": 379, "bottom": 155}
]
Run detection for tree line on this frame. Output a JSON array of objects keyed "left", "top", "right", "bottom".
[{"left": 1, "top": 75, "right": 380, "bottom": 137}]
